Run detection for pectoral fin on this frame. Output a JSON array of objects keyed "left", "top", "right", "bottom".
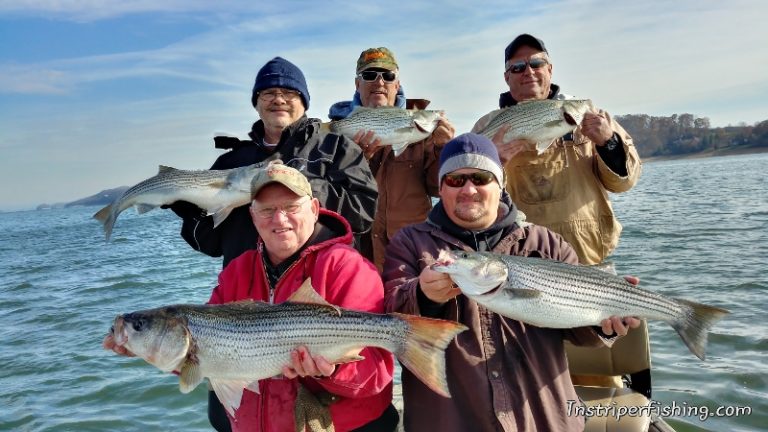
[
  {"left": 179, "top": 361, "right": 205, "bottom": 393},
  {"left": 502, "top": 286, "right": 541, "bottom": 298},
  {"left": 392, "top": 142, "right": 410, "bottom": 157},
  {"left": 535, "top": 141, "right": 554, "bottom": 154}
]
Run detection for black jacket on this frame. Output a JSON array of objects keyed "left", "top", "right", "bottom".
[{"left": 179, "top": 115, "right": 378, "bottom": 267}]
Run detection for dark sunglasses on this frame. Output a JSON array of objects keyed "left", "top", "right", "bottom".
[
  {"left": 442, "top": 171, "right": 496, "bottom": 188},
  {"left": 505, "top": 57, "right": 549, "bottom": 74},
  {"left": 357, "top": 70, "right": 398, "bottom": 82}
]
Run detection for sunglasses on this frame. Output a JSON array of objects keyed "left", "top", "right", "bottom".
[
  {"left": 505, "top": 57, "right": 549, "bottom": 74},
  {"left": 442, "top": 171, "right": 496, "bottom": 188},
  {"left": 357, "top": 70, "right": 398, "bottom": 82}
]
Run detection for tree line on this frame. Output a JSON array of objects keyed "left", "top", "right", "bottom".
[{"left": 615, "top": 114, "right": 768, "bottom": 158}]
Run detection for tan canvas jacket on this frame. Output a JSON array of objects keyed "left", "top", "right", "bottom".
[{"left": 474, "top": 110, "right": 641, "bottom": 264}]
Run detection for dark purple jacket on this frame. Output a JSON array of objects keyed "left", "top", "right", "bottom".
[{"left": 383, "top": 217, "right": 609, "bottom": 432}]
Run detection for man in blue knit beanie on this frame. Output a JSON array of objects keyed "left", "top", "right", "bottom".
[{"left": 383, "top": 132, "right": 640, "bottom": 432}]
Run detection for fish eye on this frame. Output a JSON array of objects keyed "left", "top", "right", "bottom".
[{"left": 132, "top": 317, "right": 148, "bottom": 332}]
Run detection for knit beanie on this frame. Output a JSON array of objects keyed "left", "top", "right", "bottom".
[
  {"left": 251, "top": 57, "right": 310, "bottom": 109},
  {"left": 438, "top": 133, "right": 505, "bottom": 185}
]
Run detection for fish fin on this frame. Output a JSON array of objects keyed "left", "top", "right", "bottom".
[
  {"left": 535, "top": 140, "right": 555, "bottom": 154},
  {"left": 211, "top": 206, "right": 234, "bottom": 228},
  {"left": 157, "top": 165, "right": 178, "bottom": 174},
  {"left": 333, "top": 354, "right": 365, "bottom": 365},
  {"left": 501, "top": 286, "right": 541, "bottom": 298},
  {"left": 210, "top": 379, "right": 252, "bottom": 416},
  {"left": 135, "top": 203, "right": 157, "bottom": 214},
  {"left": 287, "top": 279, "right": 342, "bottom": 316},
  {"left": 92, "top": 203, "right": 116, "bottom": 241},
  {"left": 391, "top": 313, "right": 468, "bottom": 398},
  {"left": 318, "top": 121, "right": 332, "bottom": 135},
  {"left": 391, "top": 142, "right": 409, "bottom": 157},
  {"left": 178, "top": 361, "right": 205, "bottom": 394},
  {"left": 672, "top": 299, "right": 730, "bottom": 360},
  {"left": 589, "top": 261, "right": 617, "bottom": 275}
]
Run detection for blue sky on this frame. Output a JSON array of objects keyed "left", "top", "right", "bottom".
[{"left": 1, "top": 0, "right": 766, "bottom": 211}]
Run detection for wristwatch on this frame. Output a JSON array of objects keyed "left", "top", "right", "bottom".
[{"left": 603, "top": 133, "right": 620, "bottom": 151}]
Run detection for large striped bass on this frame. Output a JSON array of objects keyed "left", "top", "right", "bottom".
[
  {"left": 321, "top": 107, "right": 444, "bottom": 157},
  {"left": 475, "top": 99, "right": 593, "bottom": 154},
  {"left": 93, "top": 162, "right": 269, "bottom": 241},
  {"left": 108, "top": 278, "right": 467, "bottom": 415},
  {"left": 432, "top": 250, "right": 729, "bottom": 360}
]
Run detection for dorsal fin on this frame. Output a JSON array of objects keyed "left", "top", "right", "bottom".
[
  {"left": 287, "top": 278, "right": 340, "bottom": 315},
  {"left": 158, "top": 165, "right": 177, "bottom": 174}
]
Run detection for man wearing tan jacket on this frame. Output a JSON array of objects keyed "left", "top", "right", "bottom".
[{"left": 473, "top": 34, "right": 641, "bottom": 265}]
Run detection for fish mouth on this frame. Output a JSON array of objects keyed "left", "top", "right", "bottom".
[
  {"left": 564, "top": 112, "right": 577, "bottom": 126},
  {"left": 112, "top": 316, "right": 128, "bottom": 346}
]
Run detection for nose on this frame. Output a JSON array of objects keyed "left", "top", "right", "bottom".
[{"left": 459, "top": 181, "right": 478, "bottom": 194}]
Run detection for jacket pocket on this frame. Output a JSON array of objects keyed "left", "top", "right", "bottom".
[{"left": 511, "top": 160, "right": 570, "bottom": 204}]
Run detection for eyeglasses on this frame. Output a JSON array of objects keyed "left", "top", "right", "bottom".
[
  {"left": 258, "top": 89, "right": 301, "bottom": 102},
  {"left": 505, "top": 57, "right": 549, "bottom": 74},
  {"left": 252, "top": 197, "right": 310, "bottom": 219},
  {"left": 357, "top": 70, "right": 398, "bottom": 82},
  {"left": 442, "top": 171, "right": 497, "bottom": 188}
]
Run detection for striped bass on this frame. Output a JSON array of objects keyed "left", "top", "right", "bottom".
[
  {"left": 108, "top": 278, "right": 467, "bottom": 415},
  {"left": 432, "top": 250, "right": 729, "bottom": 360},
  {"left": 93, "top": 162, "right": 269, "bottom": 241},
  {"left": 321, "top": 107, "right": 444, "bottom": 157},
  {"left": 476, "top": 99, "right": 593, "bottom": 154}
]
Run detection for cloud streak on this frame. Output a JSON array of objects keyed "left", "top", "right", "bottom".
[{"left": 1, "top": 0, "right": 766, "bottom": 210}]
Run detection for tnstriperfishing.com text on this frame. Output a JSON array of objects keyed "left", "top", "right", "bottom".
[{"left": 566, "top": 400, "right": 752, "bottom": 421}]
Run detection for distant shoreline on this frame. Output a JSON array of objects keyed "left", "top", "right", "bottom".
[{"left": 643, "top": 146, "right": 768, "bottom": 162}]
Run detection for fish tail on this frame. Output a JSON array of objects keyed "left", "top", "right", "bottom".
[
  {"left": 318, "top": 121, "right": 331, "bottom": 135},
  {"left": 92, "top": 203, "right": 116, "bottom": 241},
  {"left": 392, "top": 313, "right": 467, "bottom": 398},
  {"left": 673, "top": 299, "right": 730, "bottom": 360}
]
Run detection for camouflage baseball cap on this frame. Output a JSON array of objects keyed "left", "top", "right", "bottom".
[
  {"left": 356, "top": 47, "right": 399, "bottom": 73},
  {"left": 251, "top": 161, "right": 313, "bottom": 199}
]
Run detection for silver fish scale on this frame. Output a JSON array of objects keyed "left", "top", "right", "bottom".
[
  {"left": 330, "top": 108, "right": 419, "bottom": 137},
  {"left": 176, "top": 303, "right": 409, "bottom": 380},
  {"left": 122, "top": 167, "right": 241, "bottom": 201},
  {"left": 500, "top": 255, "right": 683, "bottom": 323},
  {"left": 478, "top": 101, "right": 565, "bottom": 139}
]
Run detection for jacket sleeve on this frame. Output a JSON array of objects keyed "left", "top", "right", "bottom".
[
  {"left": 179, "top": 216, "right": 223, "bottom": 258},
  {"left": 310, "top": 247, "right": 394, "bottom": 398},
  {"left": 304, "top": 134, "right": 378, "bottom": 235},
  {"left": 381, "top": 227, "right": 429, "bottom": 316},
  {"left": 593, "top": 110, "right": 642, "bottom": 193}
]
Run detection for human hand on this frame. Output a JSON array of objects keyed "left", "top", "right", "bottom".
[
  {"left": 491, "top": 125, "right": 529, "bottom": 164},
  {"left": 581, "top": 111, "right": 614, "bottom": 146},
  {"left": 352, "top": 130, "right": 383, "bottom": 159},
  {"left": 419, "top": 266, "right": 461, "bottom": 304},
  {"left": 599, "top": 275, "right": 641, "bottom": 336},
  {"left": 103, "top": 332, "right": 135, "bottom": 357},
  {"left": 600, "top": 316, "right": 641, "bottom": 336},
  {"left": 282, "top": 346, "right": 337, "bottom": 379},
  {"left": 161, "top": 201, "right": 205, "bottom": 220},
  {"left": 427, "top": 117, "right": 456, "bottom": 148}
]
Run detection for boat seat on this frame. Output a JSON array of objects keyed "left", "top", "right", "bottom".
[
  {"left": 566, "top": 319, "right": 654, "bottom": 431},
  {"left": 576, "top": 386, "right": 653, "bottom": 432}
]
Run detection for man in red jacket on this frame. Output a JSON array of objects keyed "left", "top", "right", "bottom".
[{"left": 107, "top": 163, "right": 397, "bottom": 432}]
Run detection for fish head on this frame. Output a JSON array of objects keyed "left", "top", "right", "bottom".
[
  {"left": 561, "top": 99, "right": 594, "bottom": 126},
  {"left": 227, "top": 161, "right": 276, "bottom": 192},
  {"left": 432, "top": 250, "right": 508, "bottom": 296},
  {"left": 111, "top": 306, "right": 191, "bottom": 372}
]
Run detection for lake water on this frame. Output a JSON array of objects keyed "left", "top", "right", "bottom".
[{"left": 1, "top": 153, "right": 766, "bottom": 431}]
